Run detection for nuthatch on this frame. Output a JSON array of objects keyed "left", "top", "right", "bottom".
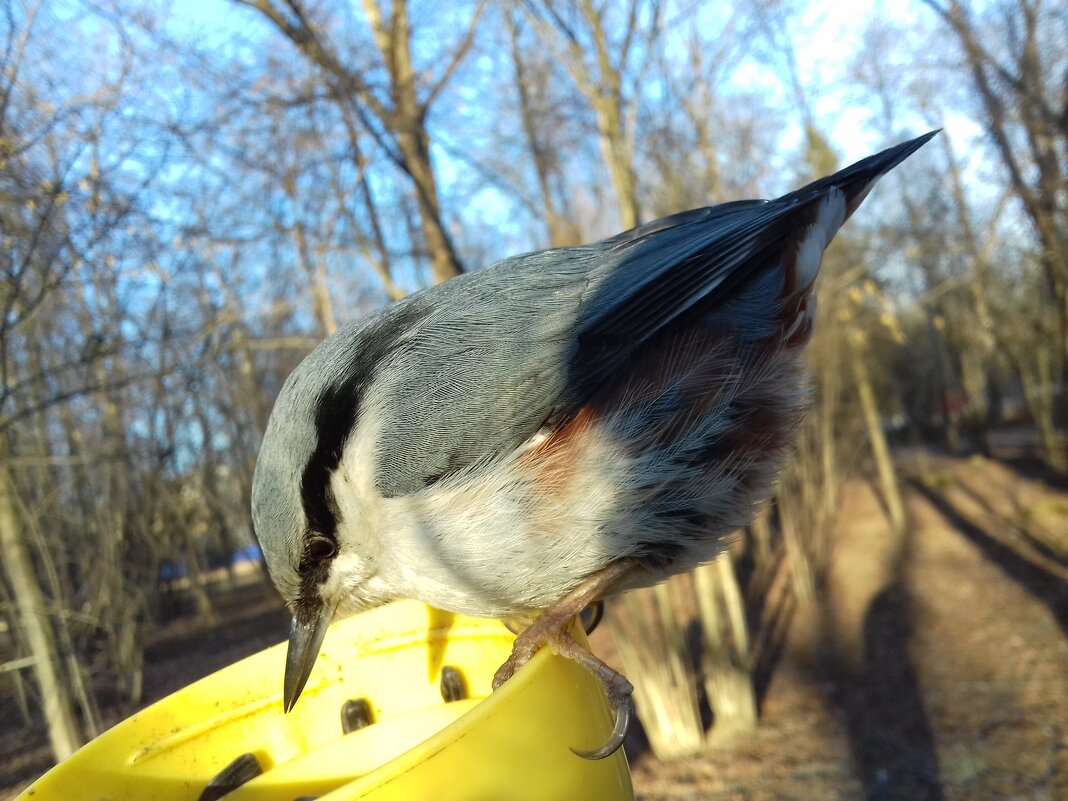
[{"left": 252, "top": 132, "right": 936, "bottom": 758}]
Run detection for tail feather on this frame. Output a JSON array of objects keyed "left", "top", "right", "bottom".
[
  {"left": 782, "top": 130, "right": 940, "bottom": 219},
  {"left": 537, "top": 130, "right": 938, "bottom": 458}
]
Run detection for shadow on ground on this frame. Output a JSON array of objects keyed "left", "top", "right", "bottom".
[
  {"left": 812, "top": 513, "right": 945, "bottom": 801},
  {"left": 910, "top": 481, "right": 1068, "bottom": 635}
]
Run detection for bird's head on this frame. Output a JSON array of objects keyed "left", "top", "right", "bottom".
[{"left": 251, "top": 326, "right": 386, "bottom": 713}]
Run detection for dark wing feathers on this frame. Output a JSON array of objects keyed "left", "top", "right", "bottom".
[
  {"left": 580, "top": 131, "right": 938, "bottom": 350},
  {"left": 366, "top": 133, "right": 936, "bottom": 496},
  {"left": 779, "top": 129, "right": 937, "bottom": 208}
]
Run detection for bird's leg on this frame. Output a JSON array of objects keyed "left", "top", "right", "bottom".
[
  {"left": 503, "top": 600, "right": 603, "bottom": 636},
  {"left": 493, "top": 558, "right": 635, "bottom": 687},
  {"left": 493, "top": 558, "right": 638, "bottom": 759}
]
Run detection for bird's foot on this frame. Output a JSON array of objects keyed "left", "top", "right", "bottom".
[
  {"left": 502, "top": 600, "right": 603, "bottom": 636},
  {"left": 493, "top": 612, "right": 634, "bottom": 759},
  {"left": 552, "top": 629, "right": 634, "bottom": 759},
  {"left": 492, "top": 560, "right": 636, "bottom": 759},
  {"left": 492, "top": 600, "right": 577, "bottom": 688}
]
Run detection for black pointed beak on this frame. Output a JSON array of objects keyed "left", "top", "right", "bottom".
[{"left": 283, "top": 602, "right": 334, "bottom": 713}]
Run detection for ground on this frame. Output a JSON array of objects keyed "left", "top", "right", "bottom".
[
  {"left": 2, "top": 451, "right": 1067, "bottom": 799},
  {"left": 624, "top": 452, "right": 1068, "bottom": 800}
]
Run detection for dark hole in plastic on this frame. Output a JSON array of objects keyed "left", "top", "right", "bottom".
[
  {"left": 440, "top": 666, "right": 468, "bottom": 702},
  {"left": 580, "top": 600, "right": 604, "bottom": 635},
  {"left": 198, "top": 752, "right": 262, "bottom": 801},
  {"left": 341, "top": 697, "right": 375, "bottom": 733}
]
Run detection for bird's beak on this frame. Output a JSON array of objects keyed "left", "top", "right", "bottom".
[{"left": 283, "top": 601, "right": 335, "bottom": 713}]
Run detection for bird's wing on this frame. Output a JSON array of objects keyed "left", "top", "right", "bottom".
[
  {"left": 576, "top": 131, "right": 937, "bottom": 350},
  {"left": 367, "top": 133, "right": 935, "bottom": 496}
]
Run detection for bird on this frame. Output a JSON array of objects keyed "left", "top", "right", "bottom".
[{"left": 251, "top": 131, "right": 936, "bottom": 759}]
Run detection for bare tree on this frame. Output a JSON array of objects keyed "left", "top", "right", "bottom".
[
  {"left": 922, "top": 0, "right": 1068, "bottom": 379},
  {"left": 235, "top": 0, "right": 486, "bottom": 285},
  {"left": 524, "top": 0, "right": 663, "bottom": 229},
  {"left": 505, "top": 9, "right": 582, "bottom": 247}
]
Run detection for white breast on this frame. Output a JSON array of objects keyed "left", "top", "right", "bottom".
[{"left": 376, "top": 425, "right": 635, "bottom": 616}]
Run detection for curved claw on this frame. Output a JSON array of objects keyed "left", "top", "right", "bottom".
[
  {"left": 571, "top": 695, "right": 633, "bottom": 760},
  {"left": 580, "top": 601, "right": 604, "bottom": 635}
]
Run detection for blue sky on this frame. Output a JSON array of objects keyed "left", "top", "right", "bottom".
[
  {"left": 141, "top": 0, "right": 997, "bottom": 301},
  {"left": 162, "top": 0, "right": 958, "bottom": 162}
]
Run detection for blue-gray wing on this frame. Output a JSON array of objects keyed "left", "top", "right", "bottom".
[
  {"left": 365, "top": 201, "right": 771, "bottom": 496},
  {"left": 361, "top": 133, "right": 936, "bottom": 495}
]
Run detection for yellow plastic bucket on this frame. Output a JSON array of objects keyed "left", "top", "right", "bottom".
[{"left": 19, "top": 600, "right": 633, "bottom": 800}]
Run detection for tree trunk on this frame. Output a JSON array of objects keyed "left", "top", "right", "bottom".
[
  {"left": 593, "top": 96, "right": 640, "bottom": 230},
  {"left": 0, "top": 576, "right": 34, "bottom": 726},
  {"left": 0, "top": 459, "right": 81, "bottom": 760},
  {"left": 290, "top": 219, "right": 338, "bottom": 337},
  {"left": 242, "top": 0, "right": 466, "bottom": 284},
  {"left": 364, "top": 0, "right": 463, "bottom": 284},
  {"left": 394, "top": 126, "right": 464, "bottom": 284},
  {"left": 582, "top": 0, "right": 640, "bottom": 229},
  {"left": 506, "top": 11, "right": 576, "bottom": 247},
  {"left": 694, "top": 554, "right": 757, "bottom": 746},
  {"left": 779, "top": 495, "right": 816, "bottom": 603},
  {"left": 848, "top": 331, "right": 907, "bottom": 536},
  {"left": 749, "top": 505, "right": 773, "bottom": 568},
  {"left": 530, "top": 0, "right": 644, "bottom": 230},
  {"left": 607, "top": 578, "right": 704, "bottom": 760},
  {"left": 1018, "top": 348, "right": 1066, "bottom": 473}
]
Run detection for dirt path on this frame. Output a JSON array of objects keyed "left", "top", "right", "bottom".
[
  {"left": 631, "top": 456, "right": 1068, "bottom": 800},
  {"left": 903, "top": 458, "right": 1068, "bottom": 799}
]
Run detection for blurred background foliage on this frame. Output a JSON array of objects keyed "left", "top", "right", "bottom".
[{"left": 0, "top": 0, "right": 1065, "bottom": 794}]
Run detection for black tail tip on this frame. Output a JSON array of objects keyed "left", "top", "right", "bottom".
[
  {"left": 871, "top": 129, "right": 941, "bottom": 174},
  {"left": 788, "top": 129, "right": 939, "bottom": 207}
]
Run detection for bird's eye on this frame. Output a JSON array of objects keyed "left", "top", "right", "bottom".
[{"left": 307, "top": 536, "right": 337, "bottom": 561}]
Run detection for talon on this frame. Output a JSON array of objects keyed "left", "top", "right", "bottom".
[
  {"left": 580, "top": 601, "right": 604, "bottom": 635},
  {"left": 490, "top": 561, "right": 639, "bottom": 757},
  {"left": 491, "top": 656, "right": 517, "bottom": 691},
  {"left": 571, "top": 694, "right": 632, "bottom": 760}
]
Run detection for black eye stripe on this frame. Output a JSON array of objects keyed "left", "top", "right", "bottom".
[{"left": 298, "top": 303, "right": 430, "bottom": 542}]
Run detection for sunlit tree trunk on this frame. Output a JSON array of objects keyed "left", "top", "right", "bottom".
[
  {"left": 694, "top": 554, "right": 757, "bottom": 745},
  {"left": 239, "top": 0, "right": 476, "bottom": 284},
  {"left": 526, "top": 0, "right": 653, "bottom": 229},
  {"left": 506, "top": 10, "right": 577, "bottom": 247},
  {"left": 849, "top": 330, "right": 907, "bottom": 536},
  {"left": 607, "top": 582, "right": 704, "bottom": 759},
  {"left": 0, "top": 454, "right": 81, "bottom": 760}
]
